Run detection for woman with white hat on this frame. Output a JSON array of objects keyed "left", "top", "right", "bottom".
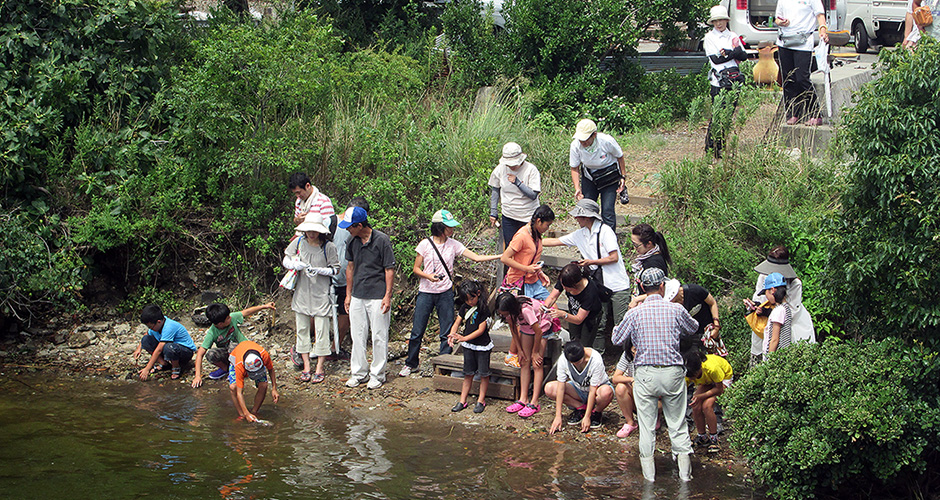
[
  {"left": 283, "top": 213, "right": 340, "bottom": 383},
  {"left": 569, "top": 119, "right": 627, "bottom": 231},
  {"left": 703, "top": 5, "right": 747, "bottom": 158},
  {"left": 775, "top": 0, "right": 829, "bottom": 125},
  {"left": 489, "top": 142, "right": 541, "bottom": 248},
  {"left": 400, "top": 209, "right": 501, "bottom": 377}
]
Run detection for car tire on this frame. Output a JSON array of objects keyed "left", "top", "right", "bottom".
[{"left": 853, "top": 22, "right": 869, "bottom": 54}]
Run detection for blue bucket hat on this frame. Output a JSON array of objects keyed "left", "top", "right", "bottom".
[{"left": 762, "top": 272, "right": 787, "bottom": 291}]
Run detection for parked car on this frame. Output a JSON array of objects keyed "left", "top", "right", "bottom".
[
  {"left": 845, "top": 0, "right": 907, "bottom": 52},
  {"left": 723, "top": 0, "right": 846, "bottom": 48}
]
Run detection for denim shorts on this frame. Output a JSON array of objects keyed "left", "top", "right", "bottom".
[
  {"left": 463, "top": 348, "right": 492, "bottom": 378},
  {"left": 568, "top": 380, "right": 614, "bottom": 404},
  {"left": 523, "top": 281, "right": 549, "bottom": 301}
]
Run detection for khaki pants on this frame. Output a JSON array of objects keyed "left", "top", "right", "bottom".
[
  {"left": 295, "top": 312, "right": 331, "bottom": 357},
  {"left": 634, "top": 365, "right": 692, "bottom": 458}
]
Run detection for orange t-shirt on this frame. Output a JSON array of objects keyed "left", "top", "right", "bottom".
[
  {"left": 228, "top": 340, "right": 273, "bottom": 388},
  {"left": 505, "top": 225, "right": 543, "bottom": 285}
]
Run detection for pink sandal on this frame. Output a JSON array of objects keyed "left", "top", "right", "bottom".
[
  {"left": 506, "top": 401, "right": 526, "bottom": 413},
  {"left": 617, "top": 423, "right": 639, "bottom": 438},
  {"left": 518, "top": 404, "right": 540, "bottom": 418}
]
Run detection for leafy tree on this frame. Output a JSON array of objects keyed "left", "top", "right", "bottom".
[{"left": 831, "top": 38, "right": 940, "bottom": 346}]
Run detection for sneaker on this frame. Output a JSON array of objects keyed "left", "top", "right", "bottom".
[
  {"left": 399, "top": 365, "right": 413, "bottom": 377},
  {"left": 518, "top": 404, "right": 540, "bottom": 418},
  {"left": 506, "top": 401, "right": 526, "bottom": 413},
  {"left": 451, "top": 401, "right": 468, "bottom": 412},
  {"left": 345, "top": 377, "right": 362, "bottom": 388},
  {"left": 504, "top": 353, "right": 520, "bottom": 368},
  {"left": 473, "top": 402, "right": 486, "bottom": 413},
  {"left": 208, "top": 367, "right": 227, "bottom": 380},
  {"left": 567, "top": 408, "right": 586, "bottom": 426},
  {"left": 367, "top": 378, "right": 383, "bottom": 390},
  {"left": 619, "top": 188, "right": 630, "bottom": 204},
  {"left": 289, "top": 346, "right": 303, "bottom": 369},
  {"left": 707, "top": 437, "right": 721, "bottom": 453},
  {"left": 617, "top": 423, "right": 639, "bottom": 438},
  {"left": 590, "top": 411, "right": 603, "bottom": 428},
  {"left": 693, "top": 434, "right": 711, "bottom": 448}
]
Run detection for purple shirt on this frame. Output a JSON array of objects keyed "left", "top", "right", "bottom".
[{"left": 612, "top": 294, "right": 698, "bottom": 366}]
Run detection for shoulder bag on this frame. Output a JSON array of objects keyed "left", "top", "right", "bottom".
[{"left": 585, "top": 232, "right": 613, "bottom": 302}]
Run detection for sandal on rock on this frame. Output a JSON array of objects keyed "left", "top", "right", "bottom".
[
  {"left": 311, "top": 373, "right": 325, "bottom": 384},
  {"left": 299, "top": 371, "right": 311, "bottom": 382},
  {"left": 170, "top": 367, "right": 181, "bottom": 380},
  {"left": 151, "top": 362, "right": 171, "bottom": 374}
]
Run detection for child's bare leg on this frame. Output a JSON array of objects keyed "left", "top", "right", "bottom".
[
  {"left": 460, "top": 375, "right": 473, "bottom": 405},
  {"left": 545, "top": 381, "right": 584, "bottom": 408},
  {"left": 529, "top": 337, "right": 546, "bottom": 403},
  {"left": 703, "top": 395, "right": 719, "bottom": 435},
  {"left": 478, "top": 376, "right": 489, "bottom": 404},
  {"left": 692, "top": 385, "right": 709, "bottom": 434},
  {"left": 508, "top": 335, "right": 519, "bottom": 356},
  {"left": 251, "top": 382, "right": 268, "bottom": 414},
  {"left": 615, "top": 382, "right": 637, "bottom": 425},
  {"left": 518, "top": 335, "right": 533, "bottom": 404},
  {"left": 594, "top": 384, "right": 614, "bottom": 411}
]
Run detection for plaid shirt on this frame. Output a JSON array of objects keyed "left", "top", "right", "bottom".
[{"left": 612, "top": 294, "right": 698, "bottom": 366}]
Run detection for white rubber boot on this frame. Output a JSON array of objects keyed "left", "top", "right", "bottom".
[
  {"left": 677, "top": 453, "right": 692, "bottom": 482},
  {"left": 640, "top": 456, "right": 656, "bottom": 483}
]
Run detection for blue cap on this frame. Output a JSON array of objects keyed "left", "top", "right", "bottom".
[
  {"left": 337, "top": 206, "right": 368, "bottom": 229},
  {"left": 762, "top": 272, "right": 786, "bottom": 290}
]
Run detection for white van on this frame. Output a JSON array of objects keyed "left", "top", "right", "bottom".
[
  {"left": 845, "top": 0, "right": 907, "bottom": 52},
  {"left": 723, "top": 0, "right": 846, "bottom": 47}
]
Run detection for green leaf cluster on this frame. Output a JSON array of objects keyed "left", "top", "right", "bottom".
[
  {"left": 726, "top": 338, "right": 940, "bottom": 499},
  {"left": 832, "top": 37, "right": 940, "bottom": 346}
]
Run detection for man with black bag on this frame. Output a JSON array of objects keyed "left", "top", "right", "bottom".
[{"left": 544, "top": 199, "right": 631, "bottom": 355}]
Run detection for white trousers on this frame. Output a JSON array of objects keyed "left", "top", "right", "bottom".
[
  {"left": 634, "top": 365, "right": 692, "bottom": 458},
  {"left": 349, "top": 297, "right": 389, "bottom": 383}
]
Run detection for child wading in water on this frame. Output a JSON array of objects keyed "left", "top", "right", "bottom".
[
  {"left": 761, "top": 272, "right": 792, "bottom": 355},
  {"left": 447, "top": 280, "right": 493, "bottom": 414},
  {"left": 496, "top": 292, "right": 558, "bottom": 418}
]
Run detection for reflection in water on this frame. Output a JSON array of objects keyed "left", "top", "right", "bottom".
[
  {"left": 343, "top": 421, "right": 393, "bottom": 484},
  {"left": 0, "top": 377, "right": 762, "bottom": 499}
]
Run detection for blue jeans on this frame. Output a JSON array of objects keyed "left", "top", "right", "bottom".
[
  {"left": 406, "top": 290, "right": 456, "bottom": 368},
  {"left": 581, "top": 172, "right": 618, "bottom": 232}
]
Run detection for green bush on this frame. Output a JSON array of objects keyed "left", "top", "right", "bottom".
[
  {"left": 831, "top": 37, "right": 940, "bottom": 347},
  {"left": 0, "top": 209, "right": 85, "bottom": 319},
  {"left": 726, "top": 338, "right": 940, "bottom": 499}
]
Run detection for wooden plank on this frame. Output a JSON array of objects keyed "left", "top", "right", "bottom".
[{"left": 432, "top": 374, "right": 518, "bottom": 401}]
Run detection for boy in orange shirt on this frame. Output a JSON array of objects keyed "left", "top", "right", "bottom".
[{"left": 228, "top": 340, "right": 279, "bottom": 422}]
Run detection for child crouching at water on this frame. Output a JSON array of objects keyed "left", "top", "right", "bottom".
[
  {"left": 229, "top": 340, "right": 279, "bottom": 422},
  {"left": 546, "top": 340, "right": 613, "bottom": 434},
  {"left": 447, "top": 280, "right": 493, "bottom": 414}
]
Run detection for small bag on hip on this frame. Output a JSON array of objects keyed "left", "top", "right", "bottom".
[
  {"left": 582, "top": 163, "right": 621, "bottom": 191},
  {"left": 715, "top": 67, "right": 746, "bottom": 89},
  {"left": 913, "top": 4, "right": 933, "bottom": 26}
]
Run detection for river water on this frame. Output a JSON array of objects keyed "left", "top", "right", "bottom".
[{"left": 0, "top": 374, "right": 763, "bottom": 499}]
